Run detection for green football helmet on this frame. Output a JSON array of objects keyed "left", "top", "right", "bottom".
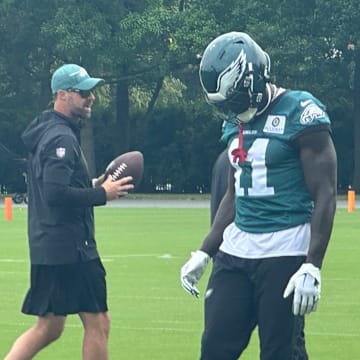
[{"left": 199, "top": 32, "right": 271, "bottom": 123}]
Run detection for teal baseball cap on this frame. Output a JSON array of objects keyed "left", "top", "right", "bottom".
[{"left": 51, "top": 64, "right": 105, "bottom": 94}]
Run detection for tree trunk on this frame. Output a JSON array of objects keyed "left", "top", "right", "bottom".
[
  {"left": 114, "top": 78, "right": 130, "bottom": 154},
  {"left": 352, "top": 49, "right": 360, "bottom": 191},
  {"left": 81, "top": 117, "right": 97, "bottom": 178},
  {"left": 144, "top": 76, "right": 164, "bottom": 121}
]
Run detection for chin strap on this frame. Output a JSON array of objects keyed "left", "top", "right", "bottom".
[{"left": 231, "top": 123, "right": 247, "bottom": 163}]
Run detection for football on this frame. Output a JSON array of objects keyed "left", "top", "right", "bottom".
[{"left": 104, "top": 151, "right": 144, "bottom": 188}]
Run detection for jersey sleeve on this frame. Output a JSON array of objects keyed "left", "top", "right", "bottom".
[
  {"left": 285, "top": 91, "right": 331, "bottom": 140},
  {"left": 42, "top": 134, "right": 79, "bottom": 186}
]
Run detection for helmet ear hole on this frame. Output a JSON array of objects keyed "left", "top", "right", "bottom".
[{"left": 263, "top": 51, "right": 271, "bottom": 79}]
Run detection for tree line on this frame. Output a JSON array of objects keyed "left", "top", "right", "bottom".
[{"left": 0, "top": 0, "right": 359, "bottom": 193}]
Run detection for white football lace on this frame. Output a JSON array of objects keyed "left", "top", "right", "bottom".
[{"left": 111, "top": 163, "right": 128, "bottom": 180}]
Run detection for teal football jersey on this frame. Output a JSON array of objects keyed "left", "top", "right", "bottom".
[{"left": 221, "top": 90, "right": 331, "bottom": 233}]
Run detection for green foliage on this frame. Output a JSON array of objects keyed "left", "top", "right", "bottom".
[
  {"left": 41, "top": 6, "right": 111, "bottom": 58},
  {"left": 1, "top": 0, "right": 360, "bottom": 191}
]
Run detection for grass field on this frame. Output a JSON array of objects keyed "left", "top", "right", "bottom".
[{"left": 0, "top": 205, "right": 359, "bottom": 359}]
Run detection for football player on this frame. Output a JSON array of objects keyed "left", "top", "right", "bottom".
[
  {"left": 210, "top": 147, "right": 308, "bottom": 359},
  {"left": 181, "top": 32, "right": 337, "bottom": 359}
]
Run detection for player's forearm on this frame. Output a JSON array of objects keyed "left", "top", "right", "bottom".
[
  {"left": 299, "top": 131, "right": 337, "bottom": 268},
  {"left": 200, "top": 192, "right": 235, "bottom": 257},
  {"left": 306, "top": 193, "right": 336, "bottom": 268}
]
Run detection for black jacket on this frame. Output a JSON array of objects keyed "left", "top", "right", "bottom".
[{"left": 22, "top": 110, "right": 107, "bottom": 264}]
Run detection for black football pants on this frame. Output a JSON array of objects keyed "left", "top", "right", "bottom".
[{"left": 200, "top": 251, "right": 308, "bottom": 360}]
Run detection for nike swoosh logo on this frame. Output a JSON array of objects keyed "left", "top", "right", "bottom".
[{"left": 300, "top": 100, "right": 312, "bottom": 107}]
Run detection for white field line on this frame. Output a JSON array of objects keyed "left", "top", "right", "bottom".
[
  {"left": 59, "top": 324, "right": 360, "bottom": 336},
  {"left": 0, "top": 254, "right": 177, "bottom": 263},
  {"left": 3, "top": 321, "right": 359, "bottom": 337},
  {"left": 111, "top": 295, "right": 186, "bottom": 301},
  {"left": 5, "top": 322, "right": 358, "bottom": 336},
  {"left": 103, "top": 254, "right": 176, "bottom": 258}
]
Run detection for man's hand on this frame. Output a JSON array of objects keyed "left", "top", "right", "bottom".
[
  {"left": 180, "top": 250, "right": 210, "bottom": 298},
  {"left": 101, "top": 175, "right": 134, "bottom": 201},
  {"left": 283, "top": 263, "right": 321, "bottom": 316}
]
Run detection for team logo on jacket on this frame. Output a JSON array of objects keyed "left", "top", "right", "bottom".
[
  {"left": 300, "top": 104, "right": 324, "bottom": 124},
  {"left": 263, "top": 115, "right": 286, "bottom": 134},
  {"left": 56, "top": 147, "right": 66, "bottom": 158}
]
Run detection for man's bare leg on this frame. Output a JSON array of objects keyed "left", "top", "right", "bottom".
[
  {"left": 4, "top": 313, "right": 66, "bottom": 360},
  {"left": 79, "top": 312, "right": 110, "bottom": 360}
]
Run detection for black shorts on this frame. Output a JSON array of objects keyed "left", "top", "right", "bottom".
[
  {"left": 21, "top": 258, "right": 108, "bottom": 316},
  {"left": 200, "top": 251, "right": 307, "bottom": 360}
]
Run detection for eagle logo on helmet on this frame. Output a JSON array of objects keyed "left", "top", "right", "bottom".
[{"left": 207, "top": 49, "right": 247, "bottom": 103}]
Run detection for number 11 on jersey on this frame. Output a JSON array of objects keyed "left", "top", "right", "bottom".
[{"left": 230, "top": 138, "right": 275, "bottom": 197}]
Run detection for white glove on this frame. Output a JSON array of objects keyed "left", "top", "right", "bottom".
[
  {"left": 180, "top": 250, "right": 210, "bottom": 298},
  {"left": 283, "top": 263, "right": 321, "bottom": 316}
]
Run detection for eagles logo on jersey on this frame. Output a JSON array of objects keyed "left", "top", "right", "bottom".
[{"left": 300, "top": 103, "right": 325, "bottom": 124}]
